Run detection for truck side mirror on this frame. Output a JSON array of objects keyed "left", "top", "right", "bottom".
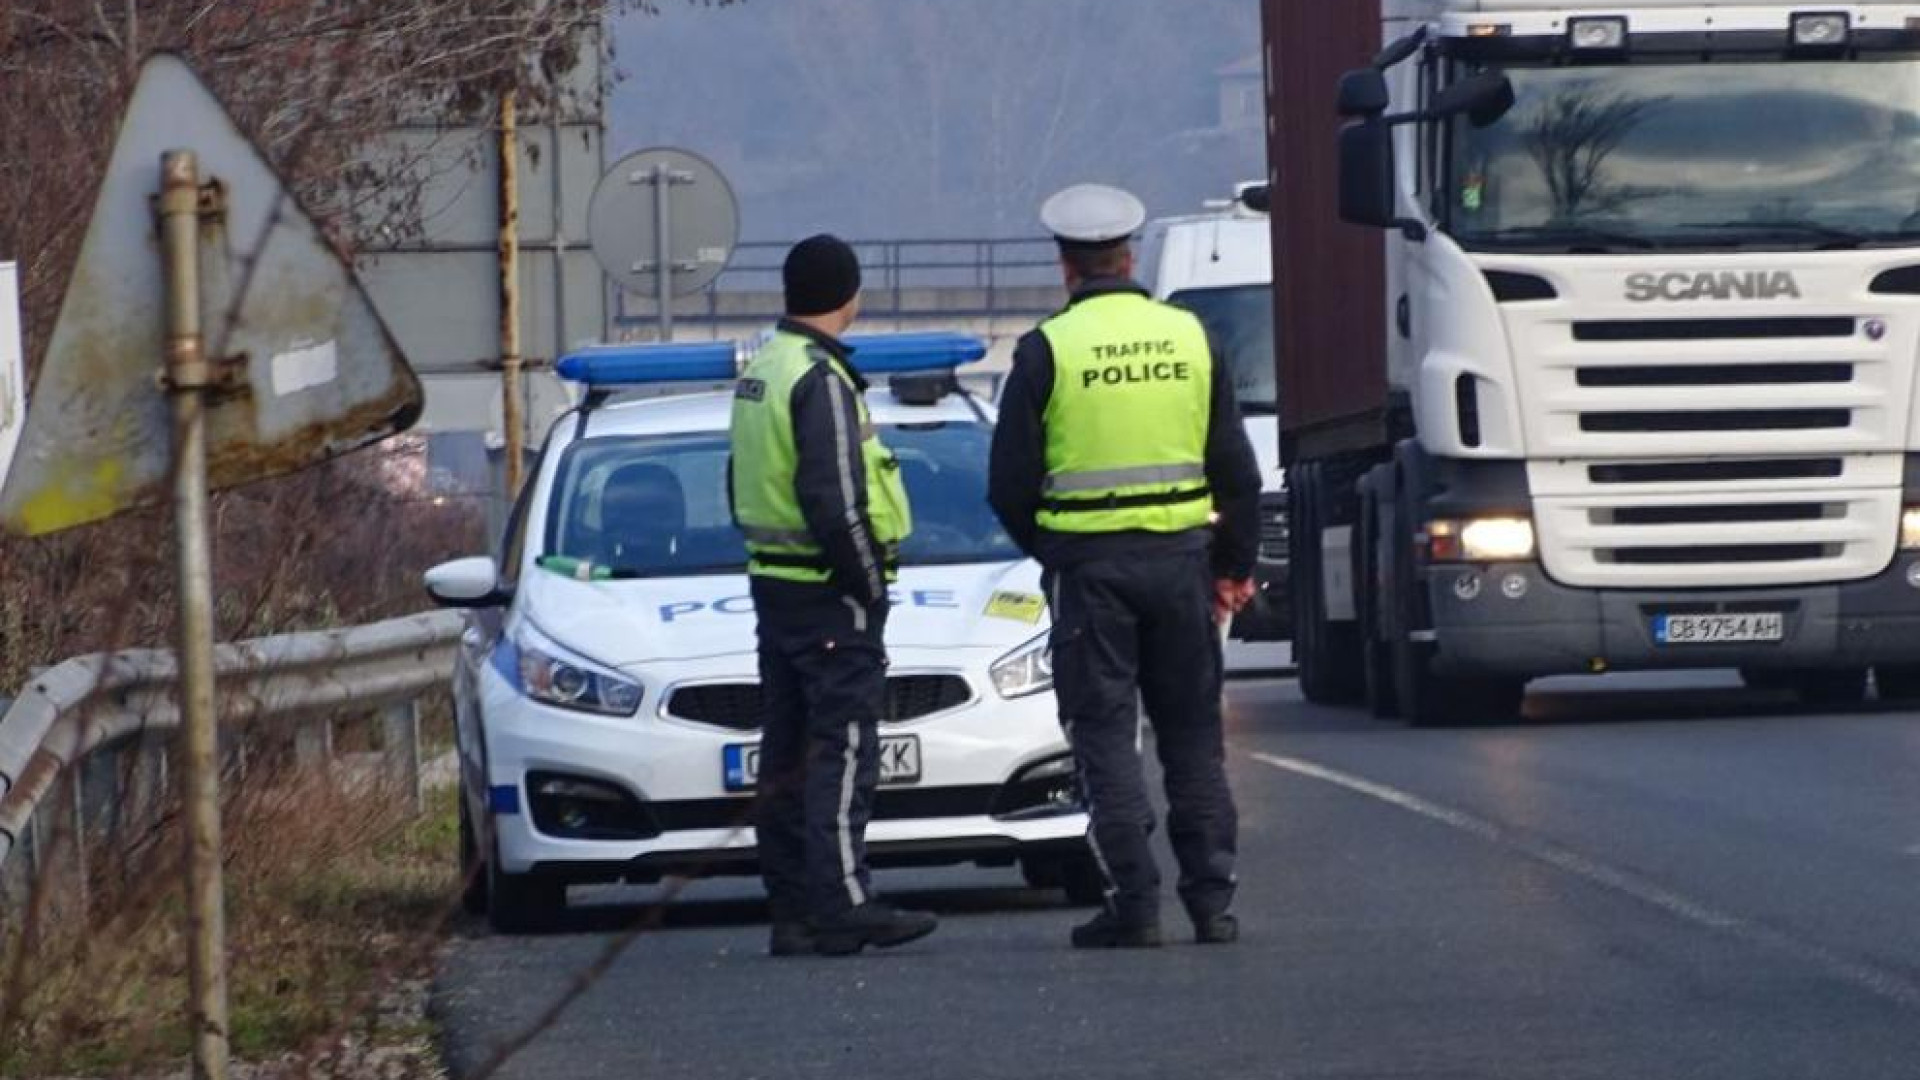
[
  {"left": 1337, "top": 69, "right": 1390, "bottom": 118},
  {"left": 1338, "top": 120, "right": 1427, "bottom": 241},
  {"left": 1431, "top": 72, "right": 1515, "bottom": 128},
  {"left": 1339, "top": 120, "right": 1395, "bottom": 227}
]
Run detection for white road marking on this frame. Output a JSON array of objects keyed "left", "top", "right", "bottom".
[{"left": 1250, "top": 751, "right": 1920, "bottom": 1011}]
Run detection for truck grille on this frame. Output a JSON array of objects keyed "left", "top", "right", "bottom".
[
  {"left": 665, "top": 674, "right": 973, "bottom": 731},
  {"left": 1490, "top": 255, "right": 1914, "bottom": 589},
  {"left": 1529, "top": 457, "right": 1901, "bottom": 589}
]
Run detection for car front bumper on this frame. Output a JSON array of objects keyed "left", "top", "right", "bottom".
[{"left": 476, "top": 648, "right": 1088, "bottom": 877}]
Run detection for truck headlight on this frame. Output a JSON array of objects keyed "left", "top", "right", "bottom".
[
  {"left": 990, "top": 632, "right": 1053, "bottom": 699},
  {"left": 1901, "top": 507, "right": 1920, "bottom": 550},
  {"left": 1429, "top": 516, "right": 1536, "bottom": 563},
  {"left": 513, "top": 624, "right": 643, "bottom": 717}
]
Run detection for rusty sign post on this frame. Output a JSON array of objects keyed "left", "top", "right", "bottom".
[
  {"left": 498, "top": 89, "right": 526, "bottom": 495},
  {"left": 159, "top": 149, "right": 231, "bottom": 1080},
  {"left": 0, "top": 55, "right": 421, "bottom": 1080}
]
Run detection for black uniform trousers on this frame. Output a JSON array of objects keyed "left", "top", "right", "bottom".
[
  {"left": 751, "top": 577, "right": 890, "bottom": 922},
  {"left": 1048, "top": 548, "right": 1238, "bottom": 926}
]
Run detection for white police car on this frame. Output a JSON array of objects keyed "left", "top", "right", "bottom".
[{"left": 425, "top": 334, "right": 1098, "bottom": 932}]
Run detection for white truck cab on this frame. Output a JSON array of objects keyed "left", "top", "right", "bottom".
[{"left": 1140, "top": 184, "right": 1291, "bottom": 642}]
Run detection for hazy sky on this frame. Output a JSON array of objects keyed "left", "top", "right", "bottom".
[{"left": 609, "top": 0, "right": 1264, "bottom": 243}]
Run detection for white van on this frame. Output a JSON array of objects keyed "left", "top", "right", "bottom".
[{"left": 1139, "top": 184, "right": 1289, "bottom": 644}]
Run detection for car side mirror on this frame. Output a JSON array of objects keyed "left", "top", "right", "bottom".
[
  {"left": 426, "top": 556, "right": 511, "bottom": 609},
  {"left": 1337, "top": 68, "right": 1390, "bottom": 118}
]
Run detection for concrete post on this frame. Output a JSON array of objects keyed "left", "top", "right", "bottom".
[{"left": 382, "top": 700, "right": 422, "bottom": 814}]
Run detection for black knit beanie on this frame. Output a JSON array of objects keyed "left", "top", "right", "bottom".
[{"left": 783, "top": 235, "right": 862, "bottom": 316}]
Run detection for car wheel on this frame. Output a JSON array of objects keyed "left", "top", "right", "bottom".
[
  {"left": 459, "top": 797, "right": 488, "bottom": 916},
  {"left": 1057, "top": 853, "right": 1108, "bottom": 907},
  {"left": 486, "top": 835, "right": 567, "bottom": 934}
]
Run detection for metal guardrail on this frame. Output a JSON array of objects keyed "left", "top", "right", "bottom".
[{"left": 0, "top": 611, "right": 464, "bottom": 871}]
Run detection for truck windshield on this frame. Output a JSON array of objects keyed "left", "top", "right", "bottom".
[
  {"left": 1168, "top": 285, "right": 1278, "bottom": 414},
  {"left": 543, "top": 422, "right": 1021, "bottom": 577},
  {"left": 1447, "top": 58, "right": 1920, "bottom": 250}
]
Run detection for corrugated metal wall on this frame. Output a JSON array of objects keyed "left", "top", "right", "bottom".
[{"left": 1263, "top": 0, "right": 1387, "bottom": 461}]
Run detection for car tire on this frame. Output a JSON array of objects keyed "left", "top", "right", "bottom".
[
  {"left": 1058, "top": 854, "right": 1108, "bottom": 907},
  {"left": 486, "top": 835, "right": 567, "bottom": 935},
  {"left": 459, "top": 797, "right": 489, "bottom": 916},
  {"left": 1022, "top": 852, "right": 1106, "bottom": 907}
]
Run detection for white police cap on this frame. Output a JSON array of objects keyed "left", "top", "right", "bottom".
[{"left": 1041, "top": 184, "right": 1147, "bottom": 246}]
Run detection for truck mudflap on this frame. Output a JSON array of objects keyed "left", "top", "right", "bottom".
[{"left": 1423, "top": 555, "right": 1920, "bottom": 678}]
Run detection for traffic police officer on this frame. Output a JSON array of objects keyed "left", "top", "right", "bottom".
[
  {"left": 988, "top": 185, "right": 1262, "bottom": 948},
  {"left": 730, "top": 235, "right": 939, "bottom": 957}
]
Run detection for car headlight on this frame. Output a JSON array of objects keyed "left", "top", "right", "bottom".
[
  {"left": 513, "top": 624, "right": 643, "bottom": 717},
  {"left": 1428, "top": 516, "right": 1536, "bottom": 563},
  {"left": 1902, "top": 507, "right": 1920, "bottom": 550},
  {"left": 990, "top": 632, "right": 1053, "bottom": 699}
]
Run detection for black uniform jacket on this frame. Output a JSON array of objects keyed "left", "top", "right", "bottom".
[
  {"left": 987, "top": 279, "right": 1264, "bottom": 580},
  {"left": 740, "top": 318, "right": 892, "bottom": 608}
]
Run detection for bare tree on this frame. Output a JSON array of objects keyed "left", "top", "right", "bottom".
[{"left": 1520, "top": 86, "right": 1666, "bottom": 220}]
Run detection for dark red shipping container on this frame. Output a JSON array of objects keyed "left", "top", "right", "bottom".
[{"left": 1262, "top": 0, "right": 1388, "bottom": 462}]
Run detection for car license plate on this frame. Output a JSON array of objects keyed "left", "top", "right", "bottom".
[
  {"left": 1653, "top": 612, "right": 1785, "bottom": 645},
  {"left": 723, "top": 735, "right": 922, "bottom": 793}
]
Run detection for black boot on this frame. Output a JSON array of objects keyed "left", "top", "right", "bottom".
[
  {"left": 768, "top": 921, "right": 818, "bottom": 957},
  {"left": 1193, "top": 912, "right": 1239, "bottom": 945},
  {"left": 812, "top": 902, "right": 939, "bottom": 956},
  {"left": 1070, "top": 909, "right": 1162, "bottom": 949}
]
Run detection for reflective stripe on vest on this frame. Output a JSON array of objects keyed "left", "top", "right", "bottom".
[
  {"left": 728, "top": 331, "right": 913, "bottom": 584},
  {"left": 1044, "top": 462, "right": 1207, "bottom": 495},
  {"left": 1037, "top": 292, "right": 1214, "bottom": 535}
]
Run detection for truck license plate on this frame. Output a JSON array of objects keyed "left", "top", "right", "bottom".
[
  {"left": 1653, "top": 613, "right": 1785, "bottom": 645},
  {"left": 724, "top": 735, "right": 922, "bottom": 793}
]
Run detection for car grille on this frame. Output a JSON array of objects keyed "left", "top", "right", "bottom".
[{"left": 665, "top": 674, "right": 973, "bottom": 731}]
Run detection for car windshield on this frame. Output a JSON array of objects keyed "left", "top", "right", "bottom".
[
  {"left": 1447, "top": 58, "right": 1920, "bottom": 250},
  {"left": 1168, "top": 285, "right": 1277, "bottom": 413},
  {"left": 543, "top": 420, "right": 1021, "bottom": 576}
]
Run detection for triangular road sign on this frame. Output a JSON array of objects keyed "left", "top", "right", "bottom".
[{"left": 0, "top": 53, "right": 422, "bottom": 536}]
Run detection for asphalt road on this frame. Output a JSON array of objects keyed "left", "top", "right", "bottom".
[{"left": 435, "top": 671, "right": 1920, "bottom": 1079}]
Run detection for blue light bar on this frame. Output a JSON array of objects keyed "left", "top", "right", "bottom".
[
  {"left": 557, "top": 332, "right": 987, "bottom": 388},
  {"left": 843, "top": 332, "right": 988, "bottom": 372},
  {"left": 556, "top": 342, "right": 739, "bottom": 386}
]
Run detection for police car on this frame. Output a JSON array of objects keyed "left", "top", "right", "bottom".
[{"left": 425, "top": 334, "right": 1099, "bottom": 933}]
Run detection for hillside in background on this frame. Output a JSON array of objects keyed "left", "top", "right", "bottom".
[{"left": 611, "top": 0, "right": 1264, "bottom": 242}]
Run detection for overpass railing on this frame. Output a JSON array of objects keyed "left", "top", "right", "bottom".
[{"left": 613, "top": 237, "right": 1066, "bottom": 332}]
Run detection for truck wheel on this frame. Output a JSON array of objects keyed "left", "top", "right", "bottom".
[
  {"left": 1874, "top": 665, "right": 1920, "bottom": 702},
  {"left": 486, "top": 837, "right": 567, "bottom": 934},
  {"left": 1391, "top": 636, "right": 1522, "bottom": 727},
  {"left": 1793, "top": 668, "right": 1869, "bottom": 708},
  {"left": 1291, "top": 462, "right": 1365, "bottom": 705},
  {"left": 459, "top": 797, "right": 489, "bottom": 916}
]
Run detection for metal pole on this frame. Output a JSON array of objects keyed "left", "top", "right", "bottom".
[
  {"left": 160, "top": 149, "right": 230, "bottom": 1080},
  {"left": 653, "top": 163, "right": 674, "bottom": 342},
  {"left": 498, "top": 89, "right": 526, "bottom": 496}
]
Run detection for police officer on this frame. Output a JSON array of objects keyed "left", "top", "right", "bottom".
[
  {"left": 988, "top": 185, "right": 1262, "bottom": 948},
  {"left": 730, "top": 235, "right": 939, "bottom": 957}
]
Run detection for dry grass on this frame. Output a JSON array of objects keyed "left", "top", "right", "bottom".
[{"left": 0, "top": 756, "right": 463, "bottom": 1079}]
